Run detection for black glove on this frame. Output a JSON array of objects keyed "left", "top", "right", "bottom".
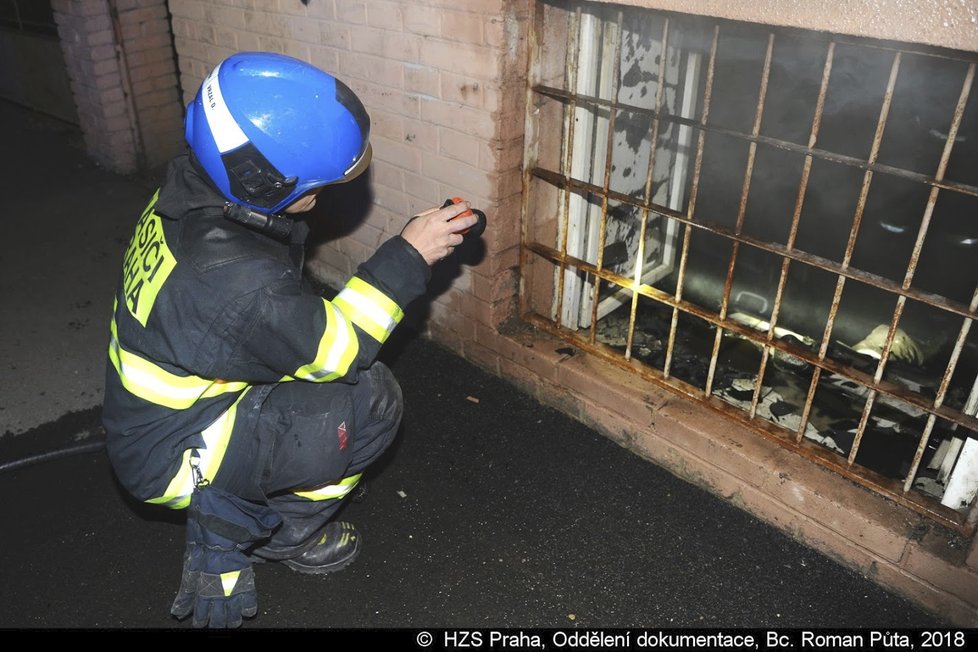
[{"left": 170, "top": 485, "right": 282, "bottom": 628}]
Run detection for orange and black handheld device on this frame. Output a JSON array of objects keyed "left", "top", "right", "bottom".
[{"left": 442, "top": 197, "right": 487, "bottom": 239}]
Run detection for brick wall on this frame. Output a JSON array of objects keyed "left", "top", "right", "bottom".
[
  {"left": 162, "top": 0, "right": 978, "bottom": 624},
  {"left": 52, "top": 0, "right": 183, "bottom": 174},
  {"left": 168, "top": 0, "right": 528, "bottom": 339}
]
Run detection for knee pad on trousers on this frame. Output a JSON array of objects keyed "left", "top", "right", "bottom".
[{"left": 365, "top": 361, "right": 403, "bottom": 428}]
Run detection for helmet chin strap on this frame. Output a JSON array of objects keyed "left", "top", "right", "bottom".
[{"left": 223, "top": 202, "right": 293, "bottom": 241}]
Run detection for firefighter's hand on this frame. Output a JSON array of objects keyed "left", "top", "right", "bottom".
[
  {"left": 170, "top": 486, "right": 281, "bottom": 628},
  {"left": 401, "top": 202, "right": 479, "bottom": 265}
]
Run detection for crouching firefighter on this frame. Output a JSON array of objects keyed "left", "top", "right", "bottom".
[{"left": 102, "top": 52, "right": 479, "bottom": 628}]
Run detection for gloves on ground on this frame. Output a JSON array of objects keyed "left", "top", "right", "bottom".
[{"left": 170, "top": 485, "right": 282, "bottom": 628}]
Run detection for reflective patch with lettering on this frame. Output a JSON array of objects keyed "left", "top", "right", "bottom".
[{"left": 122, "top": 198, "right": 176, "bottom": 327}]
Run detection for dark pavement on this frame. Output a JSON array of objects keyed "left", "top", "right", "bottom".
[{"left": 0, "top": 100, "right": 945, "bottom": 631}]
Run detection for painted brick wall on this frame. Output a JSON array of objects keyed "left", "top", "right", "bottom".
[
  {"left": 52, "top": 0, "right": 183, "bottom": 174},
  {"left": 169, "top": 0, "right": 528, "bottom": 340},
  {"left": 162, "top": 0, "right": 978, "bottom": 624}
]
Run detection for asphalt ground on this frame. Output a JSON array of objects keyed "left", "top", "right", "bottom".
[{"left": 0, "top": 100, "right": 947, "bottom": 634}]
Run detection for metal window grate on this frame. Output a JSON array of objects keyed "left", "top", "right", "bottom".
[{"left": 521, "top": 0, "right": 978, "bottom": 533}]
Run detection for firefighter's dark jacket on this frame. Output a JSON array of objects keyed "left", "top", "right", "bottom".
[{"left": 103, "top": 154, "right": 429, "bottom": 505}]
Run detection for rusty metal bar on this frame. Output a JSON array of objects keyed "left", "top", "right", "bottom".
[
  {"left": 750, "top": 41, "right": 834, "bottom": 439},
  {"left": 850, "top": 59, "right": 973, "bottom": 470},
  {"left": 588, "top": 9, "right": 625, "bottom": 345},
  {"left": 522, "top": 308, "right": 975, "bottom": 534},
  {"left": 811, "top": 50, "right": 901, "bottom": 461},
  {"left": 902, "top": 61, "right": 974, "bottom": 293},
  {"left": 529, "top": 166, "right": 977, "bottom": 322},
  {"left": 734, "top": 35, "right": 776, "bottom": 416},
  {"left": 525, "top": 239, "right": 978, "bottom": 435},
  {"left": 625, "top": 17, "right": 671, "bottom": 361},
  {"left": 531, "top": 84, "right": 978, "bottom": 201},
  {"left": 904, "top": 286, "right": 976, "bottom": 496},
  {"left": 897, "top": 64, "right": 976, "bottom": 493},
  {"left": 665, "top": 25, "right": 720, "bottom": 379},
  {"left": 715, "top": 62, "right": 771, "bottom": 386},
  {"left": 526, "top": 6, "right": 978, "bottom": 529},
  {"left": 705, "top": 32, "right": 775, "bottom": 398},
  {"left": 788, "top": 42, "right": 835, "bottom": 443},
  {"left": 553, "top": 5, "right": 585, "bottom": 330}
]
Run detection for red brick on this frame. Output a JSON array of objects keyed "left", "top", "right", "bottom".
[
  {"left": 470, "top": 271, "right": 492, "bottom": 303},
  {"left": 350, "top": 79, "right": 420, "bottom": 118},
  {"left": 904, "top": 542, "right": 978, "bottom": 606},
  {"left": 374, "top": 135, "right": 421, "bottom": 173},
  {"left": 339, "top": 50, "right": 404, "bottom": 93},
  {"left": 490, "top": 268, "right": 519, "bottom": 305},
  {"left": 420, "top": 97, "right": 493, "bottom": 140},
  {"left": 86, "top": 28, "right": 115, "bottom": 47},
  {"left": 535, "top": 380, "right": 584, "bottom": 423},
  {"left": 428, "top": 324, "right": 465, "bottom": 358},
  {"left": 404, "top": 63, "right": 440, "bottom": 98},
  {"left": 128, "top": 30, "right": 173, "bottom": 52},
  {"left": 402, "top": 119, "right": 439, "bottom": 152},
  {"left": 654, "top": 396, "right": 778, "bottom": 487},
  {"left": 419, "top": 0, "right": 504, "bottom": 12},
  {"left": 402, "top": 5, "right": 442, "bottom": 37},
  {"left": 78, "top": 3, "right": 111, "bottom": 19},
  {"left": 495, "top": 330, "right": 566, "bottom": 384},
  {"left": 236, "top": 31, "right": 261, "bottom": 51},
  {"left": 308, "top": 45, "right": 339, "bottom": 73},
  {"left": 489, "top": 294, "right": 518, "bottom": 327},
  {"left": 578, "top": 399, "right": 642, "bottom": 449},
  {"left": 374, "top": 186, "right": 411, "bottom": 219},
  {"left": 498, "top": 356, "right": 544, "bottom": 401},
  {"left": 460, "top": 293, "right": 492, "bottom": 325},
  {"left": 336, "top": 2, "right": 366, "bottom": 25},
  {"left": 440, "top": 9, "right": 485, "bottom": 45},
  {"left": 439, "top": 127, "right": 482, "bottom": 163},
  {"left": 287, "top": 14, "right": 321, "bottom": 43},
  {"left": 419, "top": 39, "right": 499, "bottom": 80},
  {"left": 350, "top": 25, "right": 420, "bottom": 62},
  {"left": 555, "top": 352, "right": 659, "bottom": 428},
  {"left": 470, "top": 243, "right": 519, "bottom": 279},
  {"left": 202, "top": 5, "right": 244, "bottom": 30},
  {"left": 872, "top": 560, "right": 977, "bottom": 626},
  {"left": 366, "top": 2, "right": 403, "bottom": 31},
  {"left": 402, "top": 172, "right": 441, "bottom": 205},
  {"left": 463, "top": 339, "right": 501, "bottom": 376},
  {"left": 759, "top": 446, "right": 918, "bottom": 563},
  {"left": 421, "top": 152, "right": 493, "bottom": 199},
  {"left": 303, "top": 0, "right": 334, "bottom": 20}
]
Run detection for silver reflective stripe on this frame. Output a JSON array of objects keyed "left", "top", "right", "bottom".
[{"left": 201, "top": 62, "right": 248, "bottom": 153}]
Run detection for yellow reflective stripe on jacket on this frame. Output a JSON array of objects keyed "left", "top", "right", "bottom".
[
  {"left": 293, "top": 299, "right": 358, "bottom": 382},
  {"left": 293, "top": 473, "right": 363, "bottom": 501},
  {"left": 332, "top": 276, "right": 404, "bottom": 343},
  {"left": 109, "top": 313, "right": 248, "bottom": 409},
  {"left": 146, "top": 389, "right": 250, "bottom": 509}
]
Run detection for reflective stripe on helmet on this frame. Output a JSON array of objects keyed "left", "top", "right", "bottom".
[
  {"left": 146, "top": 390, "right": 251, "bottom": 509},
  {"left": 293, "top": 473, "right": 362, "bottom": 501},
  {"left": 109, "top": 312, "right": 249, "bottom": 409},
  {"left": 200, "top": 62, "right": 248, "bottom": 154},
  {"left": 186, "top": 52, "right": 372, "bottom": 214},
  {"left": 292, "top": 299, "right": 359, "bottom": 382},
  {"left": 332, "top": 276, "right": 404, "bottom": 343}
]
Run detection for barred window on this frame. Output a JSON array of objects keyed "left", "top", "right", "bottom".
[{"left": 521, "top": 1, "right": 978, "bottom": 532}]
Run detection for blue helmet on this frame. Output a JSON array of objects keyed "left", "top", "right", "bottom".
[{"left": 185, "top": 52, "right": 371, "bottom": 214}]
